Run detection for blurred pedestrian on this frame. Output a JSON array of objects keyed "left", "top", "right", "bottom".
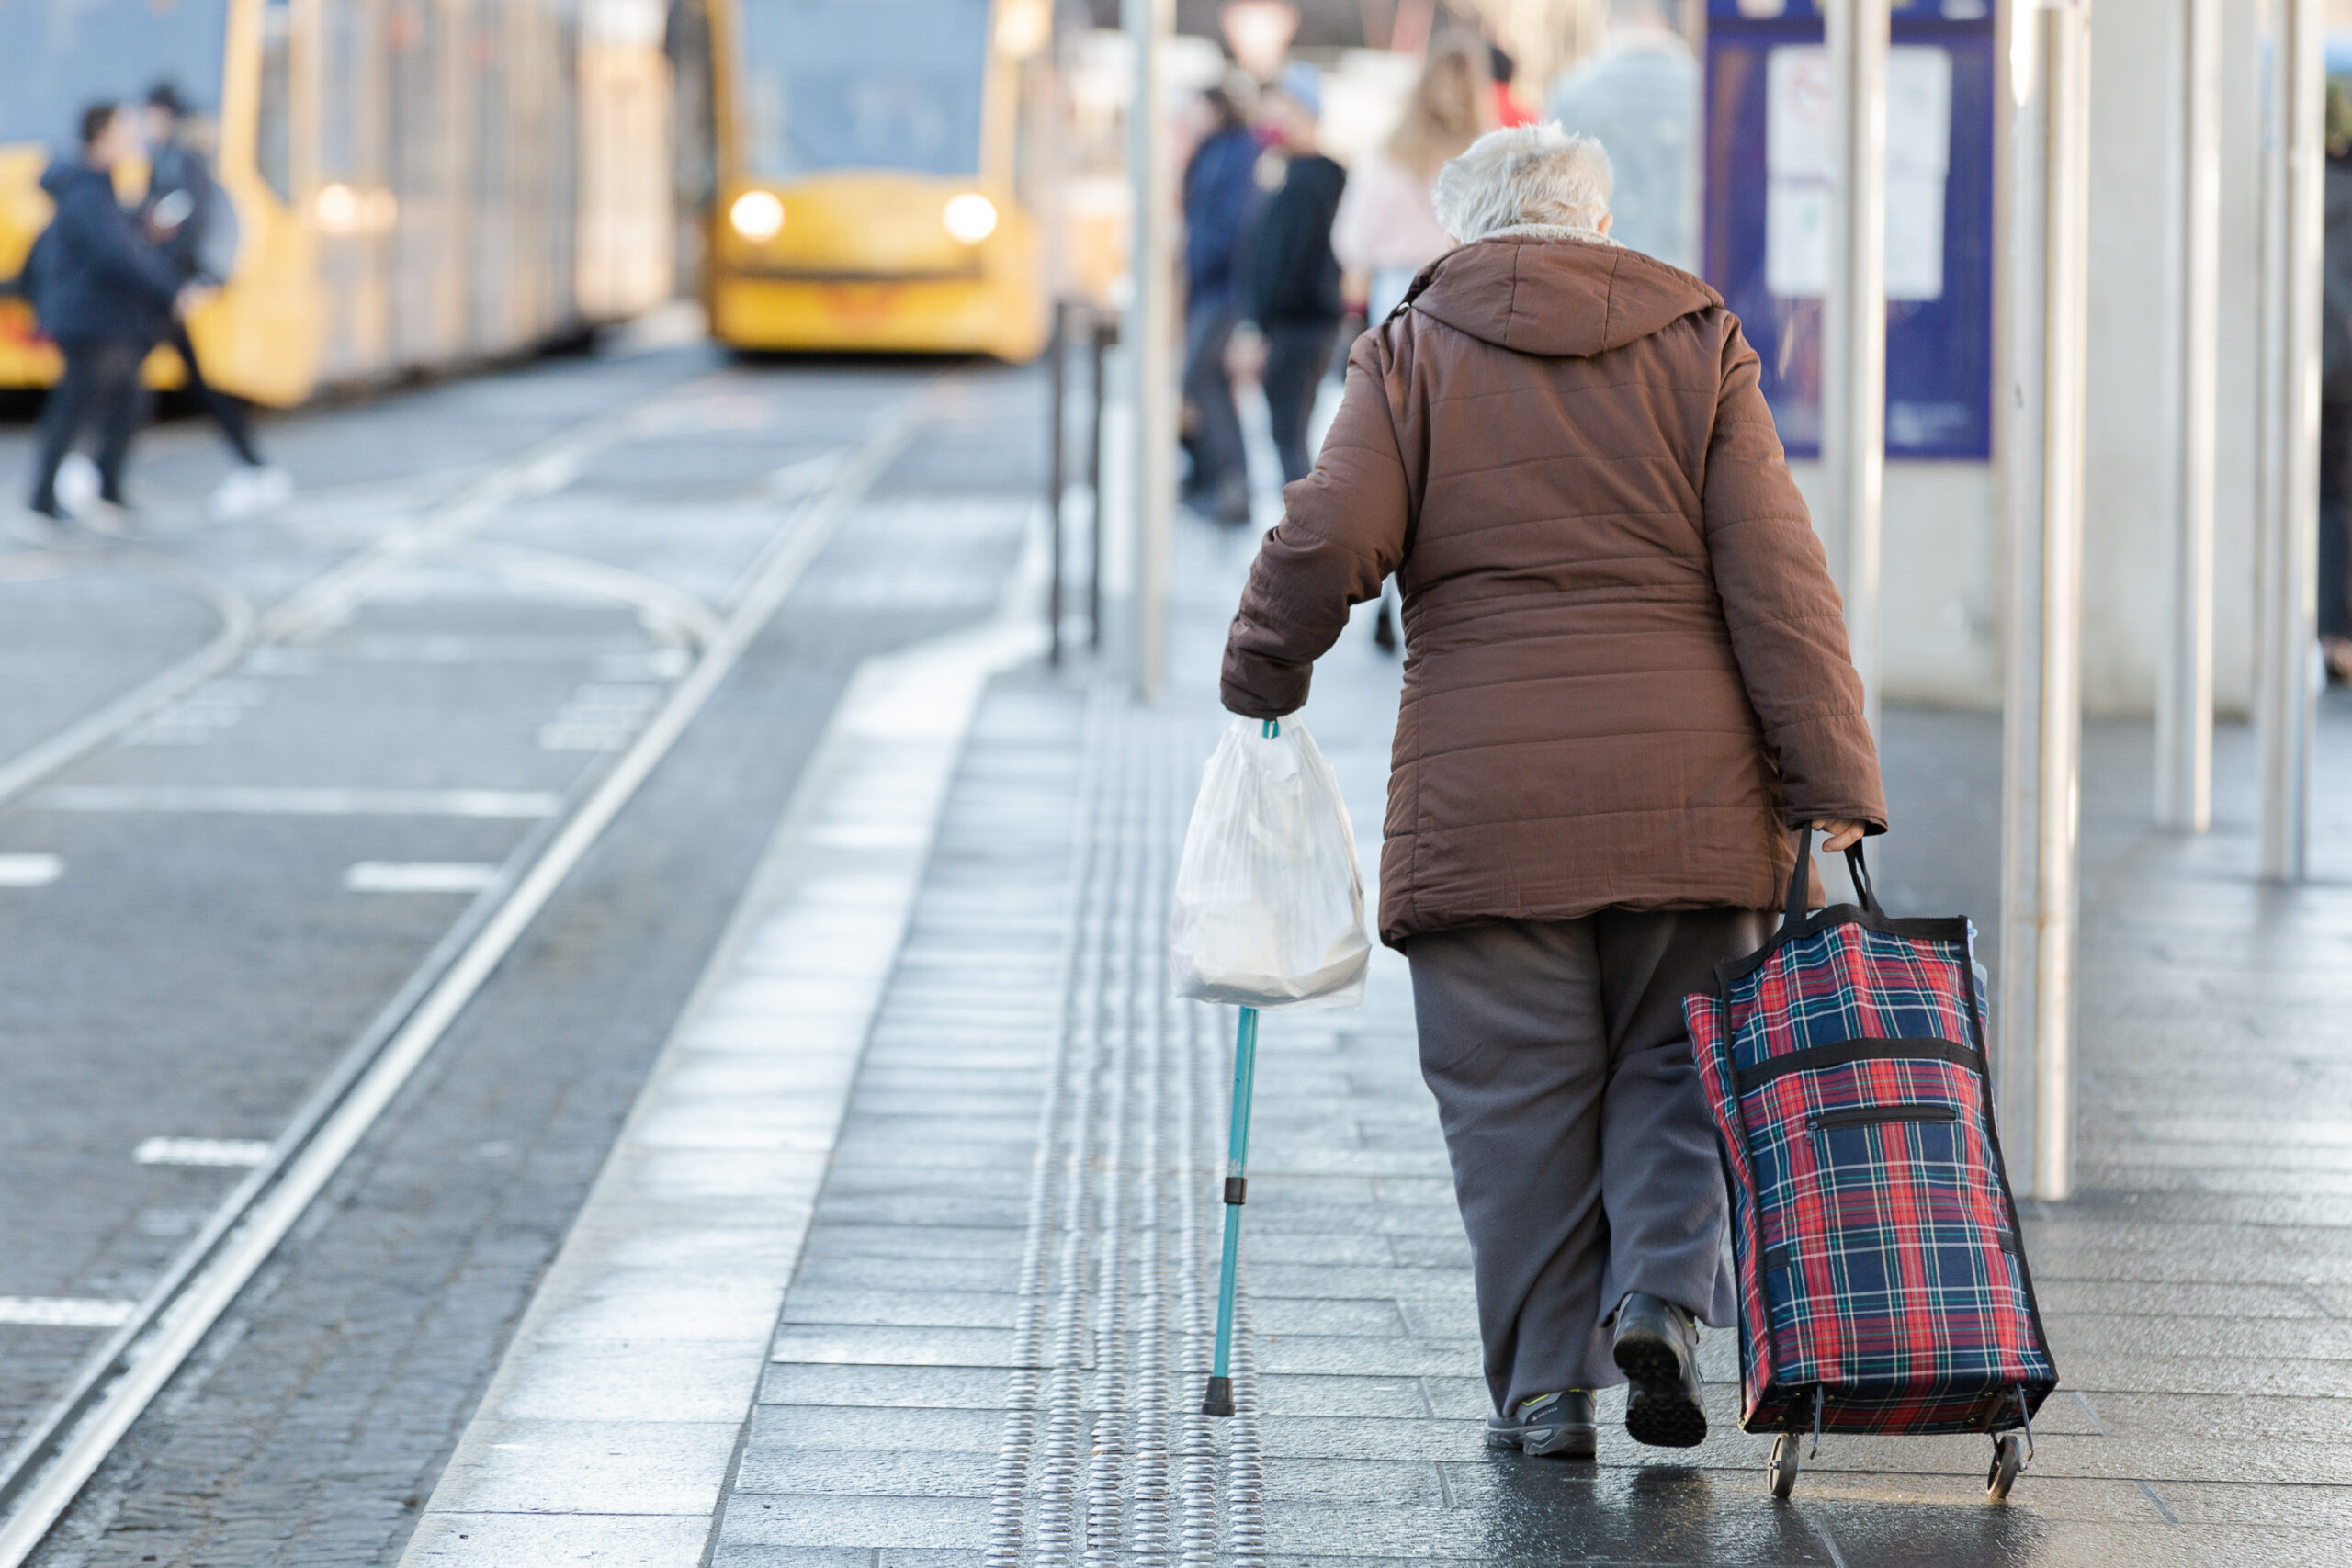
[
  {"left": 2324, "top": 82, "right": 2352, "bottom": 685},
  {"left": 1332, "top": 36, "right": 1493, "bottom": 326},
  {"left": 1181, "top": 80, "right": 1261, "bottom": 525},
  {"left": 1487, "top": 44, "right": 1536, "bottom": 128},
  {"left": 1544, "top": 0, "right": 1700, "bottom": 271},
  {"left": 1240, "top": 64, "right": 1346, "bottom": 491},
  {"left": 143, "top": 82, "right": 292, "bottom": 521},
  {"left": 23, "top": 102, "right": 193, "bottom": 525},
  {"left": 1220, "top": 126, "right": 1884, "bottom": 1460},
  {"left": 1331, "top": 36, "right": 1493, "bottom": 649}
]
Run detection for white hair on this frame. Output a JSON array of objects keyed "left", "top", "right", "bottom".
[{"left": 1431, "top": 124, "right": 1615, "bottom": 243}]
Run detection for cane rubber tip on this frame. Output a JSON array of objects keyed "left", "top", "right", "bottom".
[{"left": 1201, "top": 1376, "right": 1235, "bottom": 1417}]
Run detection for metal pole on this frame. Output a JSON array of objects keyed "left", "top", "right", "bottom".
[
  {"left": 2257, "top": 0, "right": 2323, "bottom": 881},
  {"left": 1046, "top": 300, "right": 1068, "bottom": 667},
  {"left": 1994, "top": 0, "right": 2044, "bottom": 1163},
  {"left": 1997, "top": 0, "right": 2089, "bottom": 1202},
  {"left": 2158, "top": 0, "right": 2220, "bottom": 833},
  {"left": 1090, "top": 317, "right": 1110, "bottom": 649},
  {"left": 1826, "top": 0, "right": 1891, "bottom": 736},
  {"left": 1124, "top": 0, "right": 1176, "bottom": 699}
]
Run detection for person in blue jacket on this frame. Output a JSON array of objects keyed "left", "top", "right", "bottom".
[
  {"left": 24, "top": 102, "right": 196, "bottom": 523},
  {"left": 1181, "top": 82, "right": 1262, "bottom": 525}
]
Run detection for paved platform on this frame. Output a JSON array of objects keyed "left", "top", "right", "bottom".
[{"left": 419, "top": 496, "right": 2352, "bottom": 1565}]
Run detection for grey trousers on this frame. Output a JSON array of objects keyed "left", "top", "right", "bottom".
[{"left": 1405, "top": 908, "right": 1769, "bottom": 1415}]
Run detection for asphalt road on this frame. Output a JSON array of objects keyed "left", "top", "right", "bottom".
[{"left": 0, "top": 344, "right": 1042, "bottom": 1565}]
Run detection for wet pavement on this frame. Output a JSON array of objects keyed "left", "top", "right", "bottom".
[{"left": 668, "top": 504, "right": 2352, "bottom": 1565}]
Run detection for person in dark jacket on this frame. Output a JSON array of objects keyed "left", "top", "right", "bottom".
[
  {"left": 1221, "top": 126, "right": 1883, "bottom": 1461},
  {"left": 1241, "top": 64, "right": 1347, "bottom": 487},
  {"left": 25, "top": 102, "right": 193, "bottom": 522},
  {"left": 143, "top": 81, "right": 288, "bottom": 519},
  {"left": 1181, "top": 84, "right": 1261, "bottom": 525},
  {"left": 2324, "top": 85, "right": 2352, "bottom": 683}
]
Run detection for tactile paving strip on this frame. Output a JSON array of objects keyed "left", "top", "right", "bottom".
[{"left": 986, "top": 696, "right": 1264, "bottom": 1567}]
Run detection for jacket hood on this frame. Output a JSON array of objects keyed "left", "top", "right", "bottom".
[{"left": 1406, "top": 231, "right": 1720, "bottom": 358}]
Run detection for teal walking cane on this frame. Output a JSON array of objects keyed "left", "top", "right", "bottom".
[
  {"left": 1202, "top": 715, "right": 1277, "bottom": 1419},
  {"left": 1201, "top": 1002, "right": 1258, "bottom": 1417}
]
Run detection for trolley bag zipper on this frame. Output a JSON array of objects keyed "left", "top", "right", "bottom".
[{"left": 1808, "top": 1103, "right": 1960, "bottom": 1133}]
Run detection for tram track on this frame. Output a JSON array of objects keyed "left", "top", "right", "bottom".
[
  {"left": 0, "top": 390, "right": 684, "bottom": 818},
  {"left": 0, "top": 381, "right": 936, "bottom": 1564}
]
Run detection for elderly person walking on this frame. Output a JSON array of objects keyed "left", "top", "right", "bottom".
[{"left": 1220, "top": 125, "right": 1886, "bottom": 1458}]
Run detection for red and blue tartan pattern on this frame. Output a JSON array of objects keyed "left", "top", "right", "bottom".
[{"left": 1688, "top": 918, "right": 2057, "bottom": 1436}]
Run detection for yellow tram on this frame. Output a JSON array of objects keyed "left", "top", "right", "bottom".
[
  {"left": 0, "top": 0, "right": 673, "bottom": 406},
  {"left": 699, "top": 0, "right": 1052, "bottom": 359}
]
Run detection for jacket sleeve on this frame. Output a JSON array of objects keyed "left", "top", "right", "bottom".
[
  {"left": 1701, "top": 317, "right": 1889, "bottom": 831},
  {"left": 1220, "top": 333, "right": 1411, "bottom": 719}
]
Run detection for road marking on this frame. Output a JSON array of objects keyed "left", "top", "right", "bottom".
[
  {"left": 767, "top": 449, "right": 848, "bottom": 498},
  {"left": 537, "top": 682, "right": 668, "bottom": 752},
  {"left": 29, "top": 787, "right": 563, "bottom": 818},
  {"left": 345, "top": 863, "right": 501, "bottom": 894},
  {"left": 133, "top": 1139, "right": 271, "bottom": 1168},
  {"left": 447, "top": 545, "right": 724, "bottom": 651},
  {"left": 123, "top": 680, "right": 266, "bottom": 746},
  {"left": 0, "top": 857, "right": 62, "bottom": 888},
  {"left": 0, "top": 1302, "right": 135, "bottom": 1331}
]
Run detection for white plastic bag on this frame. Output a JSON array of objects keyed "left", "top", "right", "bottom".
[{"left": 1170, "top": 716, "right": 1371, "bottom": 1010}]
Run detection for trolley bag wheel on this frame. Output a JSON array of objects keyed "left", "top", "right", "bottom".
[
  {"left": 1768, "top": 1432, "right": 1802, "bottom": 1498},
  {"left": 1986, "top": 1434, "right": 2025, "bottom": 1502}
]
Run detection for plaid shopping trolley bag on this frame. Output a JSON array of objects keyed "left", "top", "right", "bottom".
[{"left": 1684, "top": 829, "right": 2057, "bottom": 1502}]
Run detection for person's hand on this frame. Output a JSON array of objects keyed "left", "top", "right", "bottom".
[
  {"left": 1225, "top": 322, "right": 1266, "bottom": 386},
  {"left": 1813, "top": 819, "right": 1868, "bottom": 853}
]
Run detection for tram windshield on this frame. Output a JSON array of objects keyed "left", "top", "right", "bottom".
[
  {"left": 0, "top": 0, "right": 229, "bottom": 152},
  {"left": 736, "top": 0, "right": 989, "bottom": 180}
]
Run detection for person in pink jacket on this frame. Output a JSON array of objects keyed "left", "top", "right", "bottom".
[
  {"left": 1331, "top": 37, "right": 1495, "bottom": 326},
  {"left": 1330, "top": 38, "right": 1495, "bottom": 649}
]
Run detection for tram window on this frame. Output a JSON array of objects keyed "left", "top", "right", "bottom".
[
  {"left": 0, "top": 0, "right": 231, "bottom": 152},
  {"left": 737, "top": 0, "right": 989, "bottom": 179},
  {"left": 257, "top": 0, "right": 294, "bottom": 201}
]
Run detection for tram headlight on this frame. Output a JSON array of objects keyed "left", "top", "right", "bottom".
[
  {"left": 943, "top": 192, "right": 998, "bottom": 244},
  {"left": 316, "top": 183, "right": 360, "bottom": 234},
  {"left": 729, "top": 190, "right": 786, "bottom": 242}
]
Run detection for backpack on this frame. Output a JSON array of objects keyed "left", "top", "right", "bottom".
[{"left": 11, "top": 224, "right": 60, "bottom": 317}]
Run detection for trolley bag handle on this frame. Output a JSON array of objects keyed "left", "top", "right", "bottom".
[{"left": 1779, "top": 826, "right": 1884, "bottom": 934}]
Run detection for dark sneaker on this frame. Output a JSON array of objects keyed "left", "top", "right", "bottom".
[
  {"left": 1485, "top": 1390, "right": 1596, "bottom": 1459},
  {"left": 1611, "top": 1292, "right": 1708, "bottom": 1449}
]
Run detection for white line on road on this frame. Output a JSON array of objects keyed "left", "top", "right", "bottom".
[
  {"left": 0, "top": 1302, "right": 134, "bottom": 1331},
  {"left": 29, "top": 787, "right": 564, "bottom": 818},
  {"left": 0, "top": 857, "right": 62, "bottom": 888},
  {"left": 132, "top": 1139, "right": 271, "bottom": 1168},
  {"left": 344, "top": 863, "right": 502, "bottom": 894}
]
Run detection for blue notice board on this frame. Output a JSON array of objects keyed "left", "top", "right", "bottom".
[{"left": 1703, "top": 0, "right": 1996, "bottom": 460}]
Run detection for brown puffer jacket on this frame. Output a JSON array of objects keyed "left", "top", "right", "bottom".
[{"left": 1221, "top": 231, "right": 1887, "bottom": 948}]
